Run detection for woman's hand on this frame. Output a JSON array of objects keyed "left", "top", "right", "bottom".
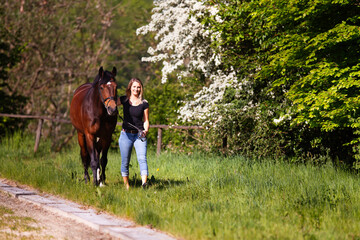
[
  {"left": 116, "top": 97, "right": 122, "bottom": 106},
  {"left": 143, "top": 108, "right": 149, "bottom": 137}
]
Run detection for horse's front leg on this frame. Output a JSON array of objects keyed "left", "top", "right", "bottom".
[
  {"left": 85, "top": 132, "right": 100, "bottom": 186},
  {"left": 96, "top": 138, "right": 107, "bottom": 187},
  {"left": 99, "top": 139, "right": 111, "bottom": 187},
  {"left": 99, "top": 152, "right": 108, "bottom": 186}
]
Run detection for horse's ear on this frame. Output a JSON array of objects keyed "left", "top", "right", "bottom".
[
  {"left": 99, "top": 67, "right": 104, "bottom": 77},
  {"left": 112, "top": 67, "right": 117, "bottom": 77}
]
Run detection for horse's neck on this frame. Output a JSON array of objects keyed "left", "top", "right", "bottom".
[
  {"left": 92, "top": 84, "right": 101, "bottom": 100},
  {"left": 89, "top": 85, "right": 105, "bottom": 113}
]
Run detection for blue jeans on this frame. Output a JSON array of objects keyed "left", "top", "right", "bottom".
[{"left": 119, "top": 130, "right": 148, "bottom": 177}]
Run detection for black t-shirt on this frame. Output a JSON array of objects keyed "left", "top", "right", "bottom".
[{"left": 120, "top": 96, "right": 149, "bottom": 131}]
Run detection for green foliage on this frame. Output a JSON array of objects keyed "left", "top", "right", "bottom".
[
  {"left": 201, "top": 0, "right": 360, "bottom": 165},
  {"left": 145, "top": 82, "right": 184, "bottom": 125},
  {"left": 107, "top": 0, "right": 199, "bottom": 152},
  {"left": 2, "top": 133, "right": 360, "bottom": 239},
  {"left": 144, "top": 81, "right": 188, "bottom": 148},
  {"left": 0, "top": 91, "right": 28, "bottom": 137},
  {"left": 259, "top": 1, "right": 360, "bottom": 132},
  {"left": 259, "top": 0, "right": 360, "bottom": 163},
  {"left": 0, "top": 24, "right": 28, "bottom": 136},
  {"left": 107, "top": 0, "right": 158, "bottom": 88},
  {"left": 1, "top": 0, "right": 122, "bottom": 148}
]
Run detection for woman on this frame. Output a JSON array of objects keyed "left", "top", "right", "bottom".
[{"left": 118, "top": 78, "right": 149, "bottom": 190}]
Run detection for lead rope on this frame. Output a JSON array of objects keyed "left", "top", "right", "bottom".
[{"left": 118, "top": 112, "right": 146, "bottom": 142}]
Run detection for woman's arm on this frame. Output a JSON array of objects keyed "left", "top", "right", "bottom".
[{"left": 143, "top": 108, "right": 149, "bottom": 136}]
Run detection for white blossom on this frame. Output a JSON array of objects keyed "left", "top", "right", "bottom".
[
  {"left": 137, "top": 0, "right": 250, "bottom": 126},
  {"left": 273, "top": 113, "right": 292, "bottom": 125},
  {"left": 137, "top": 0, "right": 220, "bottom": 81}
]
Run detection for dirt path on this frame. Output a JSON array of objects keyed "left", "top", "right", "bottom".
[
  {"left": 0, "top": 179, "right": 176, "bottom": 240},
  {"left": 0, "top": 190, "right": 114, "bottom": 240}
]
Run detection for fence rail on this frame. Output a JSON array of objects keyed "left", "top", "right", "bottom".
[
  {"left": 0, "top": 113, "right": 71, "bottom": 123},
  {"left": 0, "top": 113, "right": 203, "bottom": 155}
]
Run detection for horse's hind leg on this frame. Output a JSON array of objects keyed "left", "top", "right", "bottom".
[{"left": 78, "top": 132, "right": 90, "bottom": 183}]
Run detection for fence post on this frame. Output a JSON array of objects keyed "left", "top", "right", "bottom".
[
  {"left": 34, "top": 119, "right": 44, "bottom": 153},
  {"left": 157, "top": 128, "right": 162, "bottom": 156},
  {"left": 222, "top": 136, "right": 227, "bottom": 150}
]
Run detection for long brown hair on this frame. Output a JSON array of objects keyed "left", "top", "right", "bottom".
[{"left": 126, "top": 78, "right": 144, "bottom": 100}]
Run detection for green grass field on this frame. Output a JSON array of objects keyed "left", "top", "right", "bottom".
[{"left": 1, "top": 132, "right": 360, "bottom": 239}]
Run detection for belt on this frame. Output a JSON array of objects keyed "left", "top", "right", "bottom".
[{"left": 123, "top": 129, "right": 138, "bottom": 134}]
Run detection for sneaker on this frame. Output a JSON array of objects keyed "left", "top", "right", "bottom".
[{"left": 142, "top": 182, "right": 148, "bottom": 189}]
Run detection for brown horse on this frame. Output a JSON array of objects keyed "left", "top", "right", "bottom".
[{"left": 70, "top": 67, "right": 118, "bottom": 186}]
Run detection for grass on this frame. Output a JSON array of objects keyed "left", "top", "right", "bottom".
[{"left": 1, "top": 131, "right": 360, "bottom": 239}]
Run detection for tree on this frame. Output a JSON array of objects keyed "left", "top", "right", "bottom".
[
  {"left": 137, "top": 0, "right": 241, "bottom": 126},
  {"left": 246, "top": 0, "right": 360, "bottom": 163},
  {"left": 1, "top": 0, "right": 118, "bottom": 148},
  {"left": 0, "top": 22, "right": 27, "bottom": 136},
  {"left": 107, "top": 0, "right": 157, "bottom": 87},
  {"left": 138, "top": 0, "right": 360, "bottom": 163},
  {"left": 137, "top": 0, "right": 282, "bottom": 156}
]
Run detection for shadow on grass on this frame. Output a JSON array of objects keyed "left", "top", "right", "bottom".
[
  {"left": 73, "top": 173, "right": 186, "bottom": 191},
  {"left": 128, "top": 174, "right": 186, "bottom": 190}
]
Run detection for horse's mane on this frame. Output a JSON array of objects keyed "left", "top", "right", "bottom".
[
  {"left": 92, "top": 71, "right": 113, "bottom": 86},
  {"left": 92, "top": 75, "right": 101, "bottom": 86}
]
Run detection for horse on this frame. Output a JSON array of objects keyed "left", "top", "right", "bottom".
[{"left": 70, "top": 67, "right": 118, "bottom": 186}]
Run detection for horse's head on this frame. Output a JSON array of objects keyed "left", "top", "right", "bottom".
[{"left": 98, "top": 66, "right": 118, "bottom": 116}]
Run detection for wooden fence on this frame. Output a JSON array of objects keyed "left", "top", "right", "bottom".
[{"left": 0, "top": 113, "right": 203, "bottom": 155}]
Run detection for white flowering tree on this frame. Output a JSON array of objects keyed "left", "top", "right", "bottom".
[
  {"left": 136, "top": 0, "right": 281, "bottom": 156},
  {"left": 138, "top": 0, "right": 360, "bottom": 162},
  {"left": 137, "top": 0, "right": 245, "bottom": 128}
]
